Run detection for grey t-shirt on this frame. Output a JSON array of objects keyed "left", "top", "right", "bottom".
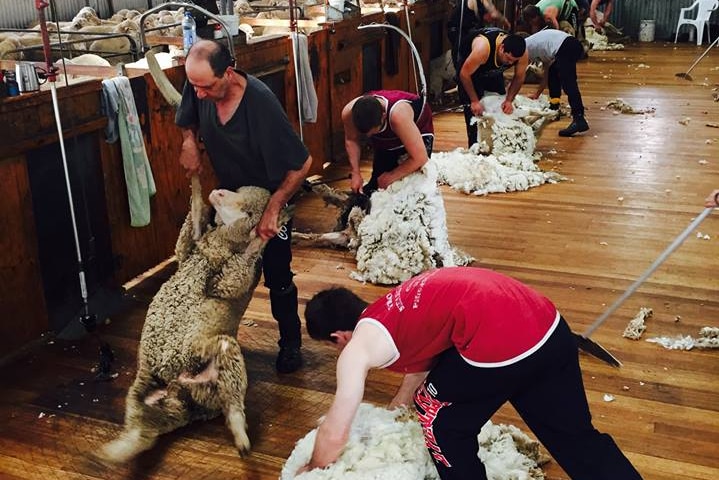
[
  {"left": 175, "top": 71, "right": 308, "bottom": 191},
  {"left": 525, "top": 29, "right": 570, "bottom": 65}
]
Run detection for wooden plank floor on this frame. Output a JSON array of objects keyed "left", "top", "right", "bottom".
[{"left": 1, "top": 41, "right": 717, "bottom": 479}]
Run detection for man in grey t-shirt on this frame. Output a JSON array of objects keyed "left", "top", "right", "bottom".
[
  {"left": 525, "top": 29, "right": 589, "bottom": 137},
  {"left": 175, "top": 40, "right": 312, "bottom": 373}
]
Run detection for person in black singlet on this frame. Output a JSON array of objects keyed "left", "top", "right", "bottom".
[
  {"left": 447, "top": 0, "right": 510, "bottom": 69},
  {"left": 456, "top": 28, "right": 529, "bottom": 147}
]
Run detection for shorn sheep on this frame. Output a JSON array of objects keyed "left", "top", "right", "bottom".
[
  {"left": 100, "top": 185, "right": 291, "bottom": 463},
  {"left": 281, "top": 403, "right": 549, "bottom": 480}
]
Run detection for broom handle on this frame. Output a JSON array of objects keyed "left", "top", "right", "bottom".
[
  {"left": 584, "top": 207, "right": 715, "bottom": 337},
  {"left": 684, "top": 36, "right": 719, "bottom": 76}
]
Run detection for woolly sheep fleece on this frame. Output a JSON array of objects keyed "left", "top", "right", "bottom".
[
  {"left": 100, "top": 186, "right": 285, "bottom": 463},
  {"left": 281, "top": 403, "right": 547, "bottom": 480},
  {"left": 350, "top": 162, "right": 472, "bottom": 284},
  {"left": 432, "top": 94, "right": 563, "bottom": 196}
]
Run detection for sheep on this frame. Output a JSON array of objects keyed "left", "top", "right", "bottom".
[
  {"left": 280, "top": 403, "right": 549, "bottom": 480},
  {"left": 432, "top": 93, "right": 564, "bottom": 196},
  {"left": 428, "top": 50, "right": 456, "bottom": 105},
  {"left": 99, "top": 185, "right": 292, "bottom": 463},
  {"left": 295, "top": 163, "right": 472, "bottom": 285},
  {"left": 0, "top": 35, "right": 23, "bottom": 60}
]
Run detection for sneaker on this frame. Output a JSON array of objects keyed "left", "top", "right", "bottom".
[
  {"left": 558, "top": 116, "right": 589, "bottom": 137},
  {"left": 276, "top": 347, "right": 303, "bottom": 374}
]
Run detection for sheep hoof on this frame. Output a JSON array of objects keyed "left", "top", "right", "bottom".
[{"left": 236, "top": 438, "right": 251, "bottom": 457}]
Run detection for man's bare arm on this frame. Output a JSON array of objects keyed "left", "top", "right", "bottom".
[
  {"left": 341, "top": 99, "right": 365, "bottom": 193},
  {"left": 377, "top": 102, "right": 429, "bottom": 189},
  {"left": 389, "top": 371, "right": 429, "bottom": 409},
  {"left": 256, "top": 155, "right": 312, "bottom": 240}
]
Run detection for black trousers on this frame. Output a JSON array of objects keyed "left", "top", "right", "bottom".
[
  {"left": 548, "top": 36, "right": 585, "bottom": 118},
  {"left": 457, "top": 72, "right": 505, "bottom": 148},
  {"left": 263, "top": 218, "right": 301, "bottom": 349},
  {"left": 364, "top": 134, "right": 434, "bottom": 194},
  {"left": 413, "top": 318, "right": 643, "bottom": 480}
]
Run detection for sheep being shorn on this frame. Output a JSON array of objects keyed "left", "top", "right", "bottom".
[
  {"left": 350, "top": 162, "right": 472, "bottom": 284},
  {"left": 295, "top": 163, "right": 471, "bottom": 285},
  {"left": 281, "top": 403, "right": 548, "bottom": 480},
  {"left": 432, "top": 94, "right": 563, "bottom": 196},
  {"left": 100, "top": 186, "right": 291, "bottom": 463}
]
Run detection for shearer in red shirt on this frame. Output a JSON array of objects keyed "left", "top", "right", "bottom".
[{"left": 299, "top": 267, "right": 643, "bottom": 480}]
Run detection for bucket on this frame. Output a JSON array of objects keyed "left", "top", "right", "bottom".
[
  {"left": 326, "top": 0, "right": 344, "bottom": 21},
  {"left": 218, "top": 14, "right": 239, "bottom": 37},
  {"left": 639, "top": 19, "right": 655, "bottom": 42}
]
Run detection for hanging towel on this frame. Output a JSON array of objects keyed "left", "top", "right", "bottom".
[
  {"left": 294, "top": 33, "right": 318, "bottom": 123},
  {"left": 101, "top": 76, "right": 156, "bottom": 227}
]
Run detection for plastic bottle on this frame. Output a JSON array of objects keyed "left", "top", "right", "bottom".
[
  {"left": 182, "top": 11, "right": 197, "bottom": 56},
  {"left": 5, "top": 70, "right": 19, "bottom": 97}
]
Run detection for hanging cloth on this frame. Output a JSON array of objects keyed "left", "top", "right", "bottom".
[
  {"left": 101, "top": 76, "right": 156, "bottom": 227},
  {"left": 295, "top": 33, "right": 318, "bottom": 123}
]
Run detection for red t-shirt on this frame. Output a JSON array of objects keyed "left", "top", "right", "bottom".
[{"left": 358, "top": 267, "right": 559, "bottom": 373}]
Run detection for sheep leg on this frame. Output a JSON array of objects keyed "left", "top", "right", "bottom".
[
  {"left": 292, "top": 231, "right": 351, "bottom": 249},
  {"left": 184, "top": 336, "right": 250, "bottom": 456},
  {"left": 99, "top": 375, "right": 162, "bottom": 463},
  {"left": 213, "top": 336, "right": 251, "bottom": 456}
]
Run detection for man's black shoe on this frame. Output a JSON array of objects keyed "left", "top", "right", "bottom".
[
  {"left": 559, "top": 116, "right": 589, "bottom": 137},
  {"left": 276, "top": 347, "right": 303, "bottom": 374}
]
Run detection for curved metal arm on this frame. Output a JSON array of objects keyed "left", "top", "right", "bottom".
[
  {"left": 138, "top": 1, "right": 235, "bottom": 62},
  {"left": 358, "top": 22, "right": 426, "bottom": 107}
]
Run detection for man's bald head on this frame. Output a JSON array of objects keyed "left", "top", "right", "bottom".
[{"left": 187, "top": 39, "right": 234, "bottom": 78}]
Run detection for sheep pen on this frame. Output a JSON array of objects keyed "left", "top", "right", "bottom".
[
  {"left": 281, "top": 403, "right": 549, "bottom": 480},
  {"left": 99, "top": 185, "right": 291, "bottom": 464}
]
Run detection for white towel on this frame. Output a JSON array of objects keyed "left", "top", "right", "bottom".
[{"left": 101, "top": 76, "right": 156, "bottom": 227}]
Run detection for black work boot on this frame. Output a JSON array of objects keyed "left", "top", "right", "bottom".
[
  {"left": 558, "top": 115, "right": 589, "bottom": 137},
  {"left": 270, "top": 282, "right": 303, "bottom": 374}
]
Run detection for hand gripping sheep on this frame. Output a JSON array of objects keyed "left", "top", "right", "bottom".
[{"left": 100, "top": 184, "right": 293, "bottom": 463}]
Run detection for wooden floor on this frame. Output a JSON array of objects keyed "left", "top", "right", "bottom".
[{"left": 1, "top": 42, "right": 718, "bottom": 480}]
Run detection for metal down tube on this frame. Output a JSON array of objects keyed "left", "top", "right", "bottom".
[
  {"left": 357, "top": 22, "right": 427, "bottom": 107},
  {"left": 138, "top": 1, "right": 234, "bottom": 60}
]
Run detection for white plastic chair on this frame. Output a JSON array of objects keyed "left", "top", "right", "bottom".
[{"left": 674, "top": 0, "right": 719, "bottom": 45}]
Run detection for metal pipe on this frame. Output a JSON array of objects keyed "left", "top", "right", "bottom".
[{"left": 138, "top": 1, "right": 234, "bottom": 60}]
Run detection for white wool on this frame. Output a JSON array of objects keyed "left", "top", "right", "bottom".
[
  {"left": 350, "top": 162, "right": 471, "bottom": 285},
  {"left": 433, "top": 94, "right": 561, "bottom": 196},
  {"left": 433, "top": 150, "right": 562, "bottom": 196},
  {"left": 58, "top": 53, "right": 111, "bottom": 67},
  {"left": 622, "top": 307, "right": 653, "bottom": 340},
  {"left": 606, "top": 98, "right": 655, "bottom": 115},
  {"left": 585, "top": 26, "right": 624, "bottom": 50},
  {"left": 282, "top": 403, "right": 547, "bottom": 480},
  {"left": 646, "top": 326, "right": 719, "bottom": 350},
  {"left": 125, "top": 52, "right": 175, "bottom": 70}
]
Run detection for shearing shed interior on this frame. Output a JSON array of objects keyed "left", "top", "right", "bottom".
[{"left": 0, "top": 0, "right": 717, "bottom": 479}]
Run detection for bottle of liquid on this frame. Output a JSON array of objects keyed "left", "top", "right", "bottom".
[
  {"left": 5, "top": 70, "right": 19, "bottom": 97},
  {"left": 182, "top": 11, "right": 197, "bottom": 56}
]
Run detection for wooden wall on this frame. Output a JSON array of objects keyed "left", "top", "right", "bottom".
[{"left": 0, "top": 0, "right": 446, "bottom": 357}]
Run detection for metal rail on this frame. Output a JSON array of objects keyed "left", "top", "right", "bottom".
[{"left": 138, "top": 1, "right": 234, "bottom": 59}]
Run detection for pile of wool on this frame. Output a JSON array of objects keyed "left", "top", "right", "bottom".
[
  {"left": 473, "top": 94, "right": 555, "bottom": 156},
  {"left": 281, "top": 403, "right": 548, "bottom": 480},
  {"left": 606, "top": 98, "right": 655, "bottom": 115},
  {"left": 646, "top": 326, "right": 719, "bottom": 350},
  {"left": 622, "top": 307, "right": 653, "bottom": 340},
  {"left": 585, "top": 26, "right": 624, "bottom": 50},
  {"left": 433, "top": 93, "right": 562, "bottom": 196},
  {"left": 350, "top": 162, "right": 472, "bottom": 285},
  {"left": 432, "top": 151, "right": 562, "bottom": 196}
]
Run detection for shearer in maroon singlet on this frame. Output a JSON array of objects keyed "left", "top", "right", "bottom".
[{"left": 341, "top": 90, "right": 434, "bottom": 195}]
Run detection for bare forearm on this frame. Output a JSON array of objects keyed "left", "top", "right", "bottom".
[
  {"left": 308, "top": 424, "right": 348, "bottom": 469},
  {"left": 266, "top": 156, "right": 312, "bottom": 213},
  {"left": 460, "top": 73, "right": 479, "bottom": 103}
]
